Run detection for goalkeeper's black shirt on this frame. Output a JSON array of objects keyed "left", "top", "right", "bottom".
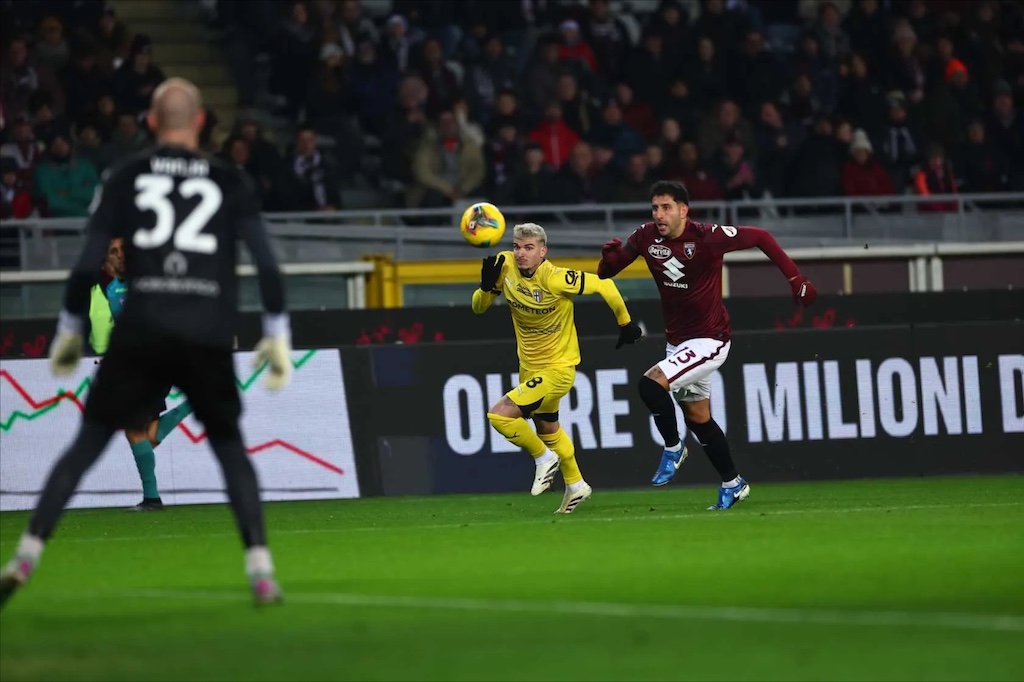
[{"left": 63, "top": 144, "right": 285, "bottom": 349}]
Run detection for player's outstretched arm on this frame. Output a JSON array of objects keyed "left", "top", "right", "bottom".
[
  {"left": 720, "top": 225, "right": 817, "bottom": 306},
  {"left": 471, "top": 253, "right": 505, "bottom": 314},
  {"left": 551, "top": 268, "right": 643, "bottom": 349},
  {"left": 597, "top": 237, "right": 639, "bottom": 279},
  {"left": 239, "top": 214, "right": 292, "bottom": 390}
]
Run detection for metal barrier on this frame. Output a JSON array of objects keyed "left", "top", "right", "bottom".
[{"left": 2, "top": 192, "right": 1023, "bottom": 270}]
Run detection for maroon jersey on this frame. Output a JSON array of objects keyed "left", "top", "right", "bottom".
[{"left": 626, "top": 220, "right": 785, "bottom": 344}]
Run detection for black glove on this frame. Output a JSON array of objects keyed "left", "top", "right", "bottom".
[
  {"left": 480, "top": 254, "right": 505, "bottom": 293},
  {"left": 616, "top": 321, "right": 643, "bottom": 349}
]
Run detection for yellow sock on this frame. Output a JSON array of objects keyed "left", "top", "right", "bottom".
[
  {"left": 539, "top": 428, "right": 582, "bottom": 485},
  {"left": 487, "top": 413, "right": 547, "bottom": 458}
]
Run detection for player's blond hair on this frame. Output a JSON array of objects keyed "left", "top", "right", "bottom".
[{"left": 513, "top": 222, "right": 547, "bottom": 246}]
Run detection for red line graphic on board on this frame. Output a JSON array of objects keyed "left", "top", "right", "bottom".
[{"left": 0, "top": 370, "right": 344, "bottom": 475}]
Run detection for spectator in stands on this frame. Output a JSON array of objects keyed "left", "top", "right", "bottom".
[
  {"left": 659, "top": 77, "right": 700, "bottom": 135},
  {"left": 275, "top": 125, "right": 342, "bottom": 212},
  {"left": 557, "top": 20, "right": 598, "bottom": 77},
  {"left": 650, "top": 0, "right": 690, "bottom": 69},
  {"left": 837, "top": 52, "right": 886, "bottom": 137},
  {"left": 306, "top": 42, "right": 362, "bottom": 170},
  {"left": 464, "top": 32, "right": 517, "bottom": 128},
  {"left": 788, "top": 115, "right": 844, "bottom": 200},
  {"left": 782, "top": 69, "right": 824, "bottom": 131},
  {"left": 73, "top": 121, "right": 114, "bottom": 173},
  {"left": 556, "top": 73, "right": 598, "bottom": 139},
  {"left": 843, "top": 0, "right": 889, "bottom": 59},
  {"left": 235, "top": 116, "right": 283, "bottom": 199},
  {"left": 407, "top": 108, "right": 485, "bottom": 209},
  {"left": 646, "top": 142, "right": 666, "bottom": 178},
  {"left": 1, "top": 156, "right": 34, "bottom": 219},
  {"left": 754, "top": 100, "right": 804, "bottom": 198},
  {"left": 506, "top": 141, "right": 556, "bottom": 206},
  {"left": 380, "top": 75, "right": 428, "bottom": 185},
  {"left": 0, "top": 116, "right": 44, "bottom": 189},
  {"left": 2, "top": 38, "right": 42, "bottom": 121},
  {"left": 886, "top": 20, "right": 926, "bottom": 105},
  {"left": 675, "top": 139, "right": 724, "bottom": 200},
  {"left": 986, "top": 81, "right": 1023, "bottom": 176},
  {"left": 686, "top": 36, "right": 728, "bottom": 111},
  {"left": 271, "top": 1, "right": 318, "bottom": 119},
  {"left": 841, "top": 128, "right": 896, "bottom": 197},
  {"left": 692, "top": 0, "right": 741, "bottom": 55},
  {"left": 484, "top": 115, "right": 523, "bottom": 199},
  {"left": 812, "top": 2, "right": 850, "bottom": 62},
  {"left": 60, "top": 40, "right": 113, "bottom": 123},
  {"left": 95, "top": 5, "right": 132, "bottom": 71},
  {"left": 32, "top": 130, "right": 98, "bottom": 218},
  {"left": 877, "top": 91, "right": 924, "bottom": 192},
  {"left": 554, "top": 140, "right": 611, "bottom": 204},
  {"left": 730, "top": 29, "right": 785, "bottom": 116},
  {"left": 29, "top": 91, "right": 68, "bottom": 147},
  {"left": 417, "top": 38, "right": 461, "bottom": 116},
  {"left": 337, "top": 0, "right": 379, "bottom": 60},
  {"left": 587, "top": 98, "right": 646, "bottom": 168},
  {"left": 109, "top": 112, "right": 150, "bottom": 157},
  {"left": 350, "top": 40, "right": 401, "bottom": 139},
  {"left": 657, "top": 117, "right": 683, "bottom": 170},
  {"left": 528, "top": 101, "right": 581, "bottom": 170},
  {"left": 379, "top": 14, "right": 422, "bottom": 75},
  {"left": 615, "top": 81, "right": 659, "bottom": 141},
  {"left": 222, "top": 135, "right": 265, "bottom": 206},
  {"left": 113, "top": 35, "right": 165, "bottom": 116},
  {"left": 35, "top": 16, "right": 71, "bottom": 75},
  {"left": 612, "top": 151, "right": 654, "bottom": 203},
  {"left": 914, "top": 143, "right": 958, "bottom": 212},
  {"left": 582, "top": 0, "right": 631, "bottom": 78},
  {"left": 697, "top": 99, "right": 754, "bottom": 164},
  {"left": 524, "top": 34, "right": 563, "bottom": 116},
  {"left": 711, "top": 132, "right": 762, "bottom": 201},
  {"left": 623, "top": 30, "right": 671, "bottom": 110},
  {"left": 953, "top": 119, "right": 1012, "bottom": 193}
]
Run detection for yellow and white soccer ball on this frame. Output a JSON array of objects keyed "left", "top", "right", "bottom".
[{"left": 459, "top": 202, "right": 506, "bottom": 248}]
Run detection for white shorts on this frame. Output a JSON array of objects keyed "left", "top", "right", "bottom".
[{"left": 657, "top": 338, "right": 731, "bottom": 402}]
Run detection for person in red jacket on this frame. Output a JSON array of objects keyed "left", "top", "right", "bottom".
[
  {"left": 0, "top": 157, "right": 34, "bottom": 219},
  {"left": 527, "top": 101, "right": 581, "bottom": 169},
  {"left": 557, "top": 20, "right": 599, "bottom": 74},
  {"left": 841, "top": 129, "right": 896, "bottom": 197},
  {"left": 914, "top": 144, "right": 958, "bottom": 212}
]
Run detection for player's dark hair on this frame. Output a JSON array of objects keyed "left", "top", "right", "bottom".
[{"left": 649, "top": 180, "right": 689, "bottom": 206}]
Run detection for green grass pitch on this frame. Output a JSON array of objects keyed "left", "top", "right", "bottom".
[{"left": 1, "top": 475, "right": 1022, "bottom": 681}]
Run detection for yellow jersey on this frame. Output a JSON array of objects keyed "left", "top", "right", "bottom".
[{"left": 471, "top": 252, "right": 631, "bottom": 371}]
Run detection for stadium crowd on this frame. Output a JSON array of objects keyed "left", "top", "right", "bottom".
[{"left": 2, "top": 0, "right": 1023, "bottom": 219}]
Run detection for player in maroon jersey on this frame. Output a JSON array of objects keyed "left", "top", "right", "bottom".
[{"left": 597, "top": 180, "right": 818, "bottom": 509}]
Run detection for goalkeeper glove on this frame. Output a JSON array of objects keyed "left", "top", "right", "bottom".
[
  {"left": 480, "top": 254, "right": 505, "bottom": 293},
  {"left": 789, "top": 274, "right": 817, "bottom": 307},
  {"left": 253, "top": 313, "right": 293, "bottom": 391},
  {"left": 616, "top": 321, "right": 643, "bottom": 349},
  {"left": 49, "top": 310, "right": 84, "bottom": 376}
]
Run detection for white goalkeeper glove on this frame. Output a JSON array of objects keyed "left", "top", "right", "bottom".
[
  {"left": 253, "top": 313, "right": 292, "bottom": 391},
  {"left": 49, "top": 310, "right": 84, "bottom": 376}
]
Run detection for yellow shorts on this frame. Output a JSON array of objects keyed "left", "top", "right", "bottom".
[{"left": 507, "top": 366, "right": 576, "bottom": 421}]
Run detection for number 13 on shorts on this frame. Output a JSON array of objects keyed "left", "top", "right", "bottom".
[{"left": 657, "top": 338, "right": 732, "bottom": 398}]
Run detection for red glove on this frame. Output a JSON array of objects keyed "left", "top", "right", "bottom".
[
  {"left": 790, "top": 275, "right": 817, "bottom": 307},
  {"left": 601, "top": 238, "right": 623, "bottom": 257}
]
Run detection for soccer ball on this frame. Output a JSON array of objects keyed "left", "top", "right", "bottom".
[{"left": 460, "top": 202, "right": 506, "bottom": 248}]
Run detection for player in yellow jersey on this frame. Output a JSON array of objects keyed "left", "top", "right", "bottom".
[{"left": 471, "top": 222, "right": 643, "bottom": 513}]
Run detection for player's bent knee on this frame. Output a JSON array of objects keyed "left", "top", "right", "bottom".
[
  {"left": 637, "top": 374, "right": 668, "bottom": 402},
  {"left": 681, "top": 401, "right": 712, "bottom": 424}
]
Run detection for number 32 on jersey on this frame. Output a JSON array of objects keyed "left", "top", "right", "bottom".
[{"left": 133, "top": 173, "right": 223, "bottom": 254}]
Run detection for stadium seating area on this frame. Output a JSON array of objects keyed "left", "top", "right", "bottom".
[{"left": 2, "top": 0, "right": 1023, "bottom": 217}]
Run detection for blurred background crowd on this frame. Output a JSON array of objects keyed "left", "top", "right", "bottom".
[{"left": 2, "top": 0, "right": 1023, "bottom": 220}]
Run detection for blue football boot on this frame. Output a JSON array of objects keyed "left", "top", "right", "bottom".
[
  {"left": 707, "top": 477, "right": 750, "bottom": 510},
  {"left": 651, "top": 445, "right": 688, "bottom": 486}
]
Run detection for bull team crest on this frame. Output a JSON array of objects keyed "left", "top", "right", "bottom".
[{"left": 683, "top": 242, "right": 696, "bottom": 259}]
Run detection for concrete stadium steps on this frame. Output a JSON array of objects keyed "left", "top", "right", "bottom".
[{"left": 106, "top": 0, "right": 238, "bottom": 135}]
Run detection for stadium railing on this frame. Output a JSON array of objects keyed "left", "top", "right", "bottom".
[{"left": 1, "top": 193, "right": 1022, "bottom": 271}]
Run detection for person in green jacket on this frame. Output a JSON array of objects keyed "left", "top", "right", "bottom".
[
  {"left": 90, "top": 237, "right": 193, "bottom": 510},
  {"left": 33, "top": 132, "right": 99, "bottom": 218}
]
